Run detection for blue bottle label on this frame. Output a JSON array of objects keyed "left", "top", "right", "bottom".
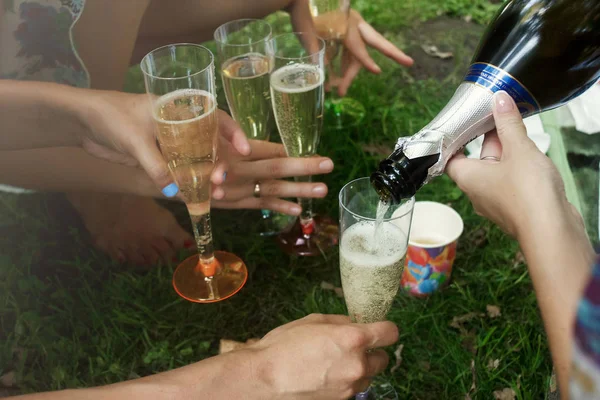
[{"left": 464, "top": 62, "right": 541, "bottom": 115}]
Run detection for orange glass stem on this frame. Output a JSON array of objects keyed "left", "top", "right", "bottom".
[{"left": 198, "top": 258, "right": 219, "bottom": 277}]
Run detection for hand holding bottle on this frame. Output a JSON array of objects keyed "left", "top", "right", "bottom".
[
  {"left": 447, "top": 91, "right": 596, "bottom": 395},
  {"left": 371, "top": 0, "right": 600, "bottom": 202},
  {"left": 446, "top": 91, "right": 576, "bottom": 237}
]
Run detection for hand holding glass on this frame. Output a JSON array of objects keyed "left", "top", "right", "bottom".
[
  {"left": 141, "top": 44, "right": 247, "bottom": 303},
  {"left": 339, "top": 177, "right": 414, "bottom": 399},
  {"left": 310, "top": 0, "right": 366, "bottom": 129}
]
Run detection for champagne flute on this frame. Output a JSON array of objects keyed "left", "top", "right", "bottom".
[
  {"left": 339, "top": 177, "right": 415, "bottom": 399},
  {"left": 310, "top": 0, "right": 366, "bottom": 129},
  {"left": 141, "top": 44, "right": 248, "bottom": 303},
  {"left": 269, "top": 32, "right": 339, "bottom": 256},
  {"left": 214, "top": 19, "right": 294, "bottom": 237}
]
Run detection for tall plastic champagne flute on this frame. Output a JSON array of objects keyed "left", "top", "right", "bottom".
[
  {"left": 339, "top": 177, "right": 414, "bottom": 399},
  {"left": 141, "top": 44, "right": 248, "bottom": 303},
  {"left": 269, "top": 32, "right": 339, "bottom": 256},
  {"left": 214, "top": 19, "right": 294, "bottom": 237}
]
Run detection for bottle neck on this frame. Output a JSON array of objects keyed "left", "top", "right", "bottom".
[{"left": 370, "top": 149, "right": 439, "bottom": 203}]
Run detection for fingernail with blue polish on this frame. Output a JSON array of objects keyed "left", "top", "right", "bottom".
[
  {"left": 222, "top": 172, "right": 227, "bottom": 182},
  {"left": 161, "top": 183, "right": 179, "bottom": 198}
]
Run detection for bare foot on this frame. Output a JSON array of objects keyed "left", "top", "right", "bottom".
[{"left": 68, "top": 193, "right": 193, "bottom": 265}]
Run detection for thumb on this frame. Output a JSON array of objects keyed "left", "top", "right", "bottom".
[
  {"left": 491, "top": 91, "right": 532, "bottom": 158},
  {"left": 130, "top": 135, "right": 179, "bottom": 198}
]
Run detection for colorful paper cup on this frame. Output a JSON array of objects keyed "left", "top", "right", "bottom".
[{"left": 399, "top": 201, "right": 464, "bottom": 297}]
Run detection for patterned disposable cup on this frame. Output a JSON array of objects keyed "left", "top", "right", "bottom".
[{"left": 397, "top": 201, "right": 464, "bottom": 297}]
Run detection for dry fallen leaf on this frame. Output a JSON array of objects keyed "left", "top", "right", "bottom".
[
  {"left": 493, "top": 388, "right": 516, "bottom": 400},
  {"left": 549, "top": 371, "right": 557, "bottom": 393},
  {"left": 450, "top": 313, "right": 483, "bottom": 354},
  {"left": 469, "top": 227, "right": 488, "bottom": 248},
  {"left": 219, "top": 338, "right": 260, "bottom": 354},
  {"left": 0, "top": 371, "right": 16, "bottom": 388},
  {"left": 513, "top": 250, "right": 526, "bottom": 268},
  {"left": 333, "top": 287, "right": 344, "bottom": 298},
  {"left": 418, "top": 361, "right": 431, "bottom": 371},
  {"left": 361, "top": 143, "right": 394, "bottom": 157},
  {"left": 461, "top": 330, "right": 478, "bottom": 355},
  {"left": 421, "top": 44, "right": 454, "bottom": 60},
  {"left": 390, "top": 344, "right": 404, "bottom": 373},
  {"left": 463, "top": 15, "right": 473, "bottom": 23},
  {"left": 464, "top": 359, "right": 476, "bottom": 399},
  {"left": 450, "top": 312, "right": 484, "bottom": 330},
  {"left": 486, "top": 305, "right": 502, "bottom": 318},
  {"left": 487, "top": 359, "right": 500, "bottom": 370}
]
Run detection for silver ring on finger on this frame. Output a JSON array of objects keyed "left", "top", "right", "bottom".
[
  {"left": 480, "top": 156, "right": 500, "bottom": 162},
  {"left": 253, "top": 182, "right": 261, "bottom": 198}
]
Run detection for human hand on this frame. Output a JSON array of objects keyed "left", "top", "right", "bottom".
[
  {"left": 79, "top": 90, "right": 250, "bottom": 198},
  {"left": 251, "top": 314, "right": 398, "bottom": 400},
  {"left": 289, "top": 1, "right": 413, "bottom": 96},
  {"left": 335, "top": 9, "right": 413, "bottom": 96},
  {"left": 446, "top": 91, "right": 577, "bottom": 238},
  {"left": 210, "top": 140, "right": 334, "bottom": 216}
]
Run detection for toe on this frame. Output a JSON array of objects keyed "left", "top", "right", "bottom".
[
  {"left": 166, "top": 225, "right": 194, "bottom": 251},
  {"left": 125, "top": 245, "right": 148, "bottom": 266},
  {"left": 150, "top": 237, "right": 176, "bottom": 264}
]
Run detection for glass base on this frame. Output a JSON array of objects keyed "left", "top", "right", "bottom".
[
  {"left": 172, "top": 251, "right": 248, "bottom": 303},
  {"left": 277, "top": 215, "right": 339, "bottom": 256},
  {"left": 354, "top": 380, "right": 398, "bottom": 400},
  {"left": 258, "top": 209, "right": 296, "bottom": 237},
  {"left": 325, "top": 96, "right": 366, "bottom": 130}
]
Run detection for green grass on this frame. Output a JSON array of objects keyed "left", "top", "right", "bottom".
[{"left": 0, "top": 1, "right": 557, "bottom": 398}]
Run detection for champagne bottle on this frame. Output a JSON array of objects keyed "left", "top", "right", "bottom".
[{"left": 371, "top": 0, "right": 600, "bottom": 203}]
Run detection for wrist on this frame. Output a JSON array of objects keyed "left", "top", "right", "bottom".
[
  {"left": 41, "top": 82, "right": 89, "bottom": 146},
  {"left": 516, "top": 194, "right": 594, "bottom": 278},
  {"left": 238, "top": 347, "right": 279, "bottom": 400},
  {"left": 65, "top": 86, "right": 102, "bottom": 146},
  {"left": 179, "top": 348, "right": 277, "bottom": 400},
  {"left": 514, "top": 192, "right": 575, "bottom": 244}
]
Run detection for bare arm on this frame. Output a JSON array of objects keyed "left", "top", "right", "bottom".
[
  {"left": 516, "top": 202, "right": 594, "bottom": 396},
  {"left": 11, "top": 315, "right": 398, "bottom": 400},
  {"left": 12, "top": 350, "right": 270, "bottom": 400},
  {"left": 0, "top": 142, "right": 333, "bottom": 216},
  {"left": 446, "top": 91, "right": 596, "bottom": 397},
  {"left": 0, "top": 81, "right": 84, "bottom": 151},
  {"left": 0, "top": 147, "right": 158, "bottom": 197}
]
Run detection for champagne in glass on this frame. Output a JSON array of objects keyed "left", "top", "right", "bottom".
[
  {"left": 215, "top": 19, "right": 294, "bottom": 236},
  {"left": 310, "top": 0, "right": 366, "bottom": 129},
  {"left": 312, "top": 7, "right": 348, "bottom": 65},
  {"left": 339, "top": 177, "right": 415, "bottom": 399},
  {"left": 221, "top": 53, "right": 272, "bottom": 140},
  {"left": 270, "top": 63, "right": 325, "bottom": 157},
  {"left": 340, "top": 221, "right": 405, "bottom": 323},
  {"left": 269, "top": 32, "right": 338, "bottom": 256},
  {"left": 141, "top": 44, "right": 248, "bottom": 303}
]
